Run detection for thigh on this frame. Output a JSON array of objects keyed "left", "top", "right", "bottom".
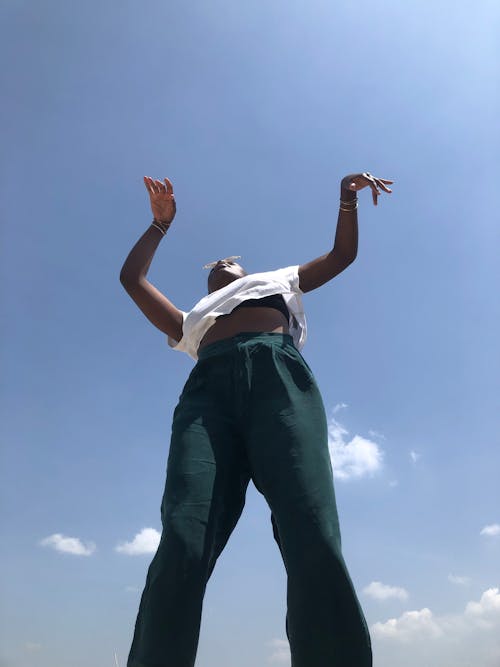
[
  {"left": 246, "top": 344, "right": 341, "bottom": 552},
  {"left": 161, "top": 370, "right": 252, "bottom": 570}
]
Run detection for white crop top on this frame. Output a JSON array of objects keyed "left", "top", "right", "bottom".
[{"left": 167, "top": 265, "right": 306, "bottom": 360}]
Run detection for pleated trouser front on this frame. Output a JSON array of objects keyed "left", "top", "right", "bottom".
[{"left": 127, "top": 332, "right": 372, "bottom": 667}]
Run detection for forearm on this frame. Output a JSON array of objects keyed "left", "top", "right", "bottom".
[
  {"left": 297, "top": 183, "right": 359, "bottom": 292},
  {"left": 119, "top": 224, "right": 165, "bottom": 285},
  {"left": 332, "top": 182, "right": 358, "bottom": 262},
  {"left": 326, "top": 170, "right": 393, "bottom": 272}
]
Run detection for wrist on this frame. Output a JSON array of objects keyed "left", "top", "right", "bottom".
[
  {"left": 151, "top": 219, "right": 171, "bottom": 236},
  {"left": 340, "top": 183, "right": 357, "bottom": 202}
]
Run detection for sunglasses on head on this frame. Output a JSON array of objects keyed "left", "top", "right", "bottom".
[{"left": 203, "top": 256, "right": 241, "bottom": 270}]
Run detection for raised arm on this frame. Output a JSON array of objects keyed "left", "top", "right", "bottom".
[
  {"left": 119, "top": 177, "right": 183, "bottom": 341},
  {"left": 298, "top": 172, "right": 393, "bottom": 293}
]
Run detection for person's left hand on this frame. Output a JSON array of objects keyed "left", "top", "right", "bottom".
[{"left": 342, "top": 172, "right": 394, "bottom": 206}]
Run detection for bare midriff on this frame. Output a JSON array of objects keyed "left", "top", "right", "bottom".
[{"left": 198, "top": 307, "right": 290, "bottom": 349}]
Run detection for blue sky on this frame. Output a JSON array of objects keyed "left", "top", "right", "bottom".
[{"left": 1, "top": 1, "right": 499, "bottom": 666}]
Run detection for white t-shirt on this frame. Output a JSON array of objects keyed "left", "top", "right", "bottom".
[{"left": 168, "top": 265, "right": 306, "bottom": 360}]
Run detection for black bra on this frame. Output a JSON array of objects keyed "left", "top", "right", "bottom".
[{"left": 232, "top": 293, "right": 289, "bottom": 321}]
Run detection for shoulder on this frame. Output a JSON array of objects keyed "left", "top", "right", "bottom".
[{"left": 249, "top": 265, "right": 300, "bottom": 287}]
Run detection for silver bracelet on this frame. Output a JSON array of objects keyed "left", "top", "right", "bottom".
[
  {"left": 151, "top": 221, "right": 167, "bottom": 235},
  {"left": 151, "top": 219, "right": 171, "bottom": 235}
]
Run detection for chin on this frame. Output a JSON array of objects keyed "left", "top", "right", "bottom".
[{"left": 209, "top": 273, "right": 241, "bottom": 294}]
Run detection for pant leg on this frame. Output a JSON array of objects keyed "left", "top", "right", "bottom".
[
  {"left": 127, "top": 359, "right": 252, "bottom": 667},
  {"left": 244, "top": 339, "right": 372, "bottom": 667}
]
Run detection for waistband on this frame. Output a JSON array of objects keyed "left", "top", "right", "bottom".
[{"left": 197, "top": 332, "right": 295, "bottom": 361}]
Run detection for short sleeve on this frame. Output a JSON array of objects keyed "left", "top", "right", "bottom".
[
  {"left": 288, "top": 264, "right": 302, "bottom": 294},
  {"left": 167, "top": 310, "right": 188, "bottom": 349},
  {"left": 275, "top": 265, "right": 302, "bottom": 294}
]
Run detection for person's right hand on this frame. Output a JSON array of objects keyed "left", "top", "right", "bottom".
[{"left": 144, "top": 176, "right": 176, "bottom": 224}]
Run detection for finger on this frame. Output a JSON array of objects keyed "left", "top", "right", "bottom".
[
  {"left": 378, "top": 178, "right": 394, "bottom": 184},
  {"left": 144, "top": 176, "right": 155, "bottom": 194},
  {"left": 374, "top": 178, "right": 392, "bottom": 193},
  {"left": 365, "top": 174, "right": 382, "bottom": 197},
  {"left": 164, "top": 177, "right": 174, "bottom": 195},
  {"left": 155, "top": 179, "right": 166, "bottom": 193},
  {"left": 148, "top": 176, "right": 160, "bottom": 194},
  {"left": 361, "top": 173, "right": 378, "bottom": 192}
]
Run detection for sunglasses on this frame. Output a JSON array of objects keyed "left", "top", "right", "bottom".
[{"left": 203, "top": 256, "right": 241, "bottom": 270}]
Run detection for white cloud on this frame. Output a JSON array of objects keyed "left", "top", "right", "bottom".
[
  {"left": 369, "top": 429, "right": 386, "bottom": 440},
  {"left": 480, "top": 524, "right": 500, "bottom": 537},
  {"left": 266, "top": 638, "right": 290, "bottom": 663},
  {"left": 409, "top": 450, "right": 420, "bottom": 464},
  {"left": 372, "top": 588, "right": 500, "bottom": 644},
  {"left": 364, "top": 581, "right": 409, "bottom": 601},
  {"left": 372, "top": 607, "right": 443, "bottom": 641},
  {"left": 39, "top": 533, "right": 96, "bottom": 556},
  {"left": 333, "top": 402, "right": 348, "bottom": 414},
  {"left": 372, "top": 589, "right": 500, "bottom": 667},
  {"left": 328, "top": 416, "right": 383, "bottom": 481},
  {"left": 448, "top": 573, "right": 471, "bottom": 586},
  {"left": 465, "top": 588, "right": 500, "bottom": 628},
  {"left": 115, "top": 528, "right": 161, "bottom": 555}
]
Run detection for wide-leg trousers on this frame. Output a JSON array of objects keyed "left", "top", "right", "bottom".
[{"left": 127, "top": 332, "right": 372, "bottom": 667}]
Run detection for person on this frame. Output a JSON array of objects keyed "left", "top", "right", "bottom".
[{"left": 119, "top": 171, "right": 393, "bottom": 667}]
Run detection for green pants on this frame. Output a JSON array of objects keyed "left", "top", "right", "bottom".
[{"left": 128, "top": 332, "right": 372, "bottom": 667}]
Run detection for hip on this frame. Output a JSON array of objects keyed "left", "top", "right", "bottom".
[{"left": 175, "top": 332, "right": 322, "bottom": 419}]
